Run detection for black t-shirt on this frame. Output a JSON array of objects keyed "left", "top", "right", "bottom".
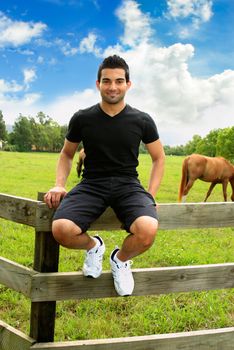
[{"left": 66, "top": 103, "right": 159, "bottom": 178}]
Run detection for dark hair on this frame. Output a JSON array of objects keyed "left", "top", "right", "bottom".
[{"left": 97, "top": 55, "right": 130, "bottom": 82}]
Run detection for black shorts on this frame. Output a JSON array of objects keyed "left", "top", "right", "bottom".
[{"left": 53, "top": 176, "right": 158, "bottom": 233}]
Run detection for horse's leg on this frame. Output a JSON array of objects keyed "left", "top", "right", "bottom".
[
  {"left": 230, "top": 179, "right": 234, "bottom": 201},
  {"left": 204, "top": 182, "right": 216, "bottom": 202},
  {"left": 222, "top": 179, "right": 229, "bottom": 202},
  {"left": 182, "top": 179, "right": 195, "bottom": 202}
]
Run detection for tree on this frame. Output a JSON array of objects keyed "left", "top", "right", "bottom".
[
  {"left": 184, "top": 135, "right": 202, "bottom": 155},
  {"left": 11, "top": 115, "right": 33, "bottom": 151},
  {"left": 195, "top": 129, "right": 220, "bottom": 156},
  {"left": 36, "top": 111, "right": 53, "bottom": 125},
  {"left": 29, "top": 113, "right": 67, "bottom": 152},
  {"left": 216, "top": 127, "right": 234, "bottom": 161},
  {"left": 0, "top": 110, "right": 7, "bottom": 141},
  {"left": 45, "top": 121, "right": 65, "bottom": 152}
]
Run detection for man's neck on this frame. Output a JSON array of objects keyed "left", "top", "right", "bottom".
[{"left": 100, "top": 101, "right": 126, "bottom": 117}]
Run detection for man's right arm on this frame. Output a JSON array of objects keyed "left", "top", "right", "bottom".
[{"left": 44, "top": 139, "right": 79, "bottom": 208}]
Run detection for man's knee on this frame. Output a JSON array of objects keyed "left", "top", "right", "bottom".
[
  {"left": 52, "top": 219, "right": 81, "bottom": 247},
  {"left": 130, "top": 216, "right": 158, "bottom": 248}
]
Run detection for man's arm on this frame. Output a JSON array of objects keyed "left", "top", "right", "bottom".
[
  {"left": 145, "top": 139, "right": 165, "bottom": 198},
  {"left": 44, "top": 139, "right": 79, "bottom": 208}
]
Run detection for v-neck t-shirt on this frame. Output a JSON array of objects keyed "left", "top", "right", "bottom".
[{"left": 66, "top": 103, "right": 159, "bottom": 178}]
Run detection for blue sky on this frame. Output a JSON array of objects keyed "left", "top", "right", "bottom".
[{"left": 0, "top": 0, "right": 234, "bottom": 145}]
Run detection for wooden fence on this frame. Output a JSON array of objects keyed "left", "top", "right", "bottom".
[{"left": 0, "top": 192, "right": 234, "bottom": 349}]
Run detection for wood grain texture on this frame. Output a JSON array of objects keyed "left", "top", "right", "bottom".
[
  {"left": 30, "top": 263, "right": 234, "bottom": 301},
  {"left": 0, "top": 320, "right": 35, "bottom": 350},
  {"left": 35, "top": 201, "right": 234, "bottom": 231},
  {"left": 0, "top": 257, "right": 34, "bottom": 296},
  {"left": 30, "top": 327, "right": 234, "bottom": 350},
  {"left": 0, "top": 193, "right": 38, "bottom": 227},
  {"left": 1, "top": 193, "right": 234, "bottom": 231}
]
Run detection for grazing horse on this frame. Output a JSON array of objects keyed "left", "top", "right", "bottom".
[
  {"left": 76, "top": 148, "right": 85, "bottom": 177},
  {"left": 178, "top": 154, "right": 234, "bottom": 202}
]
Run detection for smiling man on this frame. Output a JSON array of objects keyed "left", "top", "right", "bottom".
[{"left": 44, "top": 55, "right": 165, "bottom": 296}]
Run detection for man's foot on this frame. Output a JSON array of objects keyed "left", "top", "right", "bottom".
[
  {"left": 83, "top": 236, "right": 105, "bottom": 278},
  {"left": 110, "top": 248, "right": 134, "bottom": 296}
]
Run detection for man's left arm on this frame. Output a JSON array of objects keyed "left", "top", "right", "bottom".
[{"left": 145, "top": 139, "right": 165, "bottom": 198}]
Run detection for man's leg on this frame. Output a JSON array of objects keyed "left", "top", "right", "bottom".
[
  {"left": 51, "top": 178, "right": 110, "bottom": 277},
  {"left": 52, "top": 219, "right": 105, "bottom": 278},
  {"left": 52, "top": 218, "right": 96, "bottom": 250},
  {"left": 110, "top": 216, "right": 157, "bottom": 296},
  {"left": 117, "top": 215, "right": 158, "bottom": 261},
  {"left": 109, "top": 176, "right": 159, "bottom": 296}
]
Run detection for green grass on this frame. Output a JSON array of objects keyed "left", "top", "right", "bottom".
[{"left": 0, "top": 151, "right": 234, "bottom": 341}]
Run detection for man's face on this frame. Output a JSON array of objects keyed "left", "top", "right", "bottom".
[{"left": 96, "top": 68, "right": 131, "bottom": 105}]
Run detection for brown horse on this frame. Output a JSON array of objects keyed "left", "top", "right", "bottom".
[
  {"left": 178, "top": 154, "right": 234, "bottom": 202},
  {"left": 76, "top": 148, "right": 85, "bottom": 177}
]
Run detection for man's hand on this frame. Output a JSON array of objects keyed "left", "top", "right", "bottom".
[{"left": 44, "top": 186, "right": 67, "bottom": 209}]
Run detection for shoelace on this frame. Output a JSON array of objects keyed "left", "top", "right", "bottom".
[
  {"left": 113, "top": 260, "right": 133, "bottom": 277},
  {"left": 85, "top": 247, "right": 103, "bottom": 266}
]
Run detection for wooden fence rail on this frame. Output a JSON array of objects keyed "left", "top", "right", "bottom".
[
  {"left": 2, "top": 258, "right": 234, "bottom": 301},
  {"left": 0, "top": 192, "right": 234, "bottom": 349},
  {"left": 1, "top": 193, "right": 234, "bottom": 231}
]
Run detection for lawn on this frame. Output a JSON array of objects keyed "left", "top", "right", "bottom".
[{"left": 0, "top": 151, "right": 234, "bottom": 341}]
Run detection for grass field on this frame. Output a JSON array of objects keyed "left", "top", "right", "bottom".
[{"left": 0, "top": 151, "right": 234, "bottom": 341}]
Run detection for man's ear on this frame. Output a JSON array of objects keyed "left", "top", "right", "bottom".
[
  {"left": 96, "top": 80, "right": 100, "bottom": 90},
  {"left": 127, "top": 80, "right": 132, "bottom": 90}
]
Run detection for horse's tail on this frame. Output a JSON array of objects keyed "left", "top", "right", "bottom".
[
  {"left": 76, "top": 158, "right": 83, "bottom": 177},
  {"left": 76, "top": 149, "right": 85, "bottom": 178},
  {"left": 178, "top": 157, "right": 189, "bottom": 202}
]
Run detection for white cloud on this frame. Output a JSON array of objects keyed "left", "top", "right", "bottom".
[
  {"left": 23, "top": 68, "right": 37, "bottom": 86},
  {"left": 0, "top": 92, "right": 41, "bottom": 122},
  {"left": 23, "top": 93, "right": 41, "bottom": 105},
  {"left": 55, "top": 38, "right": 79, "bottom": 56},
  {"left": 55, "top": 33, "right": 102, "bottom": 57},
  {"left": 79, "top": 32, "right": 101, "bottom": 56},
  {"left": 167, "top": 0, "right": 213, "bottom": 22},
  {"left": 45, "top": 89, "right": 99, "bottom": 125},
  {"left": 0, "top": 11, "right": 47, "bottom": 47},
  {"left": 166, "top": 0, "right": 213, "bottom": 37},
  {"left": 37, "top": 56, "right": 44, "bottom": 64},
  {"left": 0, "top": 70, "right": 39, "bottom": 118},
  {"left": 115, "top": 0, "right": 152, "bottom": 46},
  {"left": 0, "top": 79, "right": 23, "bottom": 93}
]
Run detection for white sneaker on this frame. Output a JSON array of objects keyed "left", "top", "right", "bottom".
[
  {"left": 110, "top": 248, "right": 134, "bottom": 296},
  {"left": 83, "top": 236, "right": 105, "bottom": 278}
]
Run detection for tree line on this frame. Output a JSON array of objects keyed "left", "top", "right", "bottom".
[
  {"left": 163, "top": 128, "right": 234, "bottom": 162},
  {"left": 140, "top": 126, "right": 234, "bottom": 162},
  {"left": 0, "top": 110, "right": 233, "bottom": 161},
  {"left": 0, "top": 111, "right": 67, "bottom": 152}
]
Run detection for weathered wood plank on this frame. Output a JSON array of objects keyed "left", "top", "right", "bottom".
[
  {"left": 30, "top": 190, "right": 60, "bottom": 344},
  {"left": 30, "top": 327, "right": 234, "bottom": 350},
  {"left": 35, "top": 203, "right": 55, "bottom": 231},
  {"left": 0, "top": 257, "right": 34, "bottom": 296},
  {"left": 30, "top": 263, "right": 234, "bottom": 301},
  {"left": 159, "top": 202, "right": 234, "bottom": 229},
  {"left": 1, "top": 193, "right": 234, "bottom": 231},
  {"left": 0, "top": 320, "right": 35, "bottom": 350},
  {"left": 29, "top": 230, "right": 59, "bottom": 342},
  {"left": 35, "top": 202, "right": 234, "bottom": 232},
  {"left": 0, "top": 193, "right": 38, "bottom": 227}
]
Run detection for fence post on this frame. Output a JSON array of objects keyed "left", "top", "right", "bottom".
[{"left": 29, "top": 193, "right": 60, "bottom": 342}]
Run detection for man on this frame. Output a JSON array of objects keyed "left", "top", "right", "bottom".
[{"left": 44, "top": 55, "right": 165, "bottom": 296}]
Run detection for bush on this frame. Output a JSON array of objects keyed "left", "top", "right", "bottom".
[{"left": 3, "top": 144, "right": 18, "bottom": 152}]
